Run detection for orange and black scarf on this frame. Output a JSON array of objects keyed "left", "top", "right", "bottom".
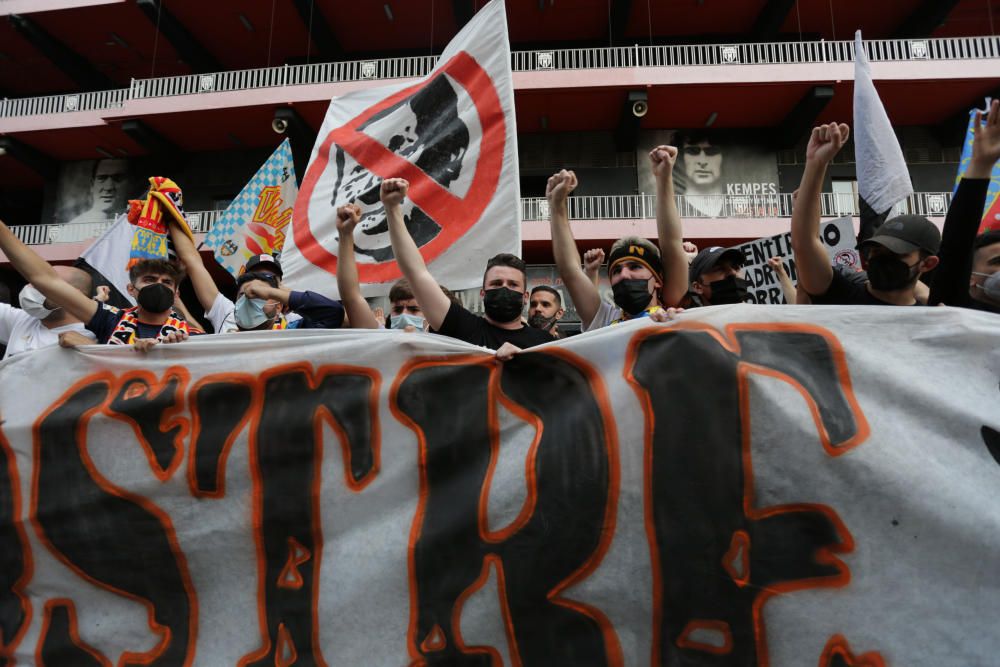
[{"left": 108, "top": 307, "right": 196, "bottom": 345}]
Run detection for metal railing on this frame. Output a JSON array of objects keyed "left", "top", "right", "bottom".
[
  {"left": 9, "top": 210, "right": 221, "bottom": 246},
  {"left": 0, "top": 88, "right": 129, "bottom": 118},
  {"left": 2, "top": 35, "right": 998, "bottom": 118},
  {"left": 518, "top": 191, "right": 952, "bottom": 221},
  {"left": 9, "top": 192, "right": 951, "bottom": 247},
  {"left": 513, "top": 35, "right": 1000, "bottom": 69}
]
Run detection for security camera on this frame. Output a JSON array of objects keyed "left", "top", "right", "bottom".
[{"left": 271, "top": 118, "right": 289, "bottom": 134}]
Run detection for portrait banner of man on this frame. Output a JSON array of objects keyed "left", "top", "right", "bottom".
[
  {"left": 637, "top": 130, "right": 780, "bottom": 219},
  {"left": 53, "top": 158, "right": 135, "bottom": 227},
  {"left": 282, "top": 0, "right": 519, "bottom": 297}
]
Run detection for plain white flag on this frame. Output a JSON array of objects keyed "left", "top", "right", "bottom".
[
  {"left": 854, "top": 30, "right": 913, "bottom": 215},
  {"left": 77, "top": 213, "right": 135, "bottom": 305}
]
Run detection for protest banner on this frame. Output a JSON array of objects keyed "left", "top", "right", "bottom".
[
  {"left": 203, "top": 140, "right": 298, "bottom": 278},
  {"left": 732, "top": 217, "right": 861, "bottom": 304},
  {"left": 282, "top": 0, "right": 519, "bottom": 297},
  {"left": 1, "top": 306, "right": 998, "bottom": 665}
]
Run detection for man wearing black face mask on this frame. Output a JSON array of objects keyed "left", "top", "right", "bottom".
[
  {"left": 527, "top": 285, "right": 565, "bottom": 338},
  {"left": 546, "top": 147, "right": 689, "bottom": 332},
  {"left": 383, "top": 178, "right": 552, "bottom": 351},
  {"left": 792, "top": 122, "right": 940, "bottom": 306},
  {"left": 0, "top": 220, "right": 201, "bottom": 350},
  {"left": 686, "top": 247, "right": 750, "bottom": 307}
]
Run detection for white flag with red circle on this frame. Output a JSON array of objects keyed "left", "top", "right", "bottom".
[{"left": 282, "top": 0, "right": 519, "bottom": 297}]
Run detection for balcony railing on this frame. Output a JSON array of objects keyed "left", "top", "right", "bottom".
[
  {"left": 0, "top": 88, "right": 128, "bottom": 117},
  {"left": 10, "top": 210, "right": 221, "bottom": 246},
  {"left": 518, "top": 191, "right": 952, "bottom": 221},
  {"left": 8, "top": 192, "right": 951, "bottom": 247},
  {"left": 2, "top": 35, "right": 998, "bottom": 118}
]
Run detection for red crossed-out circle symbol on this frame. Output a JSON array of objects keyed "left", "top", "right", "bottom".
[{"left": 294, "top": 51, "right": 506, "bottom": 283}]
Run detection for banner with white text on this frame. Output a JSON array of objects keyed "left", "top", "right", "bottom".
[{"left": 0, "top": 306, "right": 998, "bottom": 665}]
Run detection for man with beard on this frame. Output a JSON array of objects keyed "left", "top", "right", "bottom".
[
  {"left": 329, "top": 75, "right": 469, "bottom": 264},
  {"left": 547, "top": 146, "right": 688, "bottom": 331},
  {"left": 527, "top": 285, "right": 565, "bottom": 338},
  {"left": 792, "top": 123, "right": 940, "bottom": 306},
  {"left": 383, "top": 178, "right": 551, "bottom": 352}
]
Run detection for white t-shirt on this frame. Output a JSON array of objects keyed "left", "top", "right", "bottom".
[
  {"left": 206, "top": 292, "right": 237, "bottom": 333},
  {"left": 0, "top": 303, "right": 96, "bottom": 359},
  {"left": 582, "top": 300, "right": 623, "bottom": 332}
]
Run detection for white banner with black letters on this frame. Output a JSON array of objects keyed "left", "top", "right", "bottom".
[{"left": 1, "top": 306, "right": 998, "bottom": 665}]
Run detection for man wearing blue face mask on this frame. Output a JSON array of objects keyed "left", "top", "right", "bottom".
[
  {"left": 0, "top": 266, "right": 96, "bottom": 358},
  {"left": 167, "top": 217, "right": 284, "bottom": 333},
  {"left": 232, "top": 271, "right": 344, "bottom": 332}
]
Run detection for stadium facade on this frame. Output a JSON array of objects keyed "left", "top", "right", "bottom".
[{"left": 0, "top": 0, "right": 998, "bottom": 325}]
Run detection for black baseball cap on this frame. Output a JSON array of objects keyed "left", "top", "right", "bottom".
[
  {"left": 861, "top": 215, "right": 941, "bottom": 256},
  {"left": 242, "top": 253, "right": 283, "bottom": 277},
  {"left": 689, "top": 246, "right": 745, "bottom": 282}
]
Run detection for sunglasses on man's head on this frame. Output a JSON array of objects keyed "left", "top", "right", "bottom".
[
  {"left": 239, "top": 271, "right": 279, "bottom": 288},
  {"left": 683, "top": 145, "right": 722, "bottom": 157}
]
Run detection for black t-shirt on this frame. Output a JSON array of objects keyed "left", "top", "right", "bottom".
[
  {"left": 928, "top": 178, "right": 991, "bottom": 310},
  {"left": 808, "top": 270, "right": 919, "bottom": 306},
  {"left": 966, "top": 297, "right": 1000, "bottom": 314},
  {"left": 437, "top": 301, "right": 553, "bottom": 350}
]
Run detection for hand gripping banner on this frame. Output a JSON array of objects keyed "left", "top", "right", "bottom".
[
  {"left": 282, "top": 0, "right": 519, "bottom": 297},
  {"left": 1, "top": 306, "right": 999, "bottom": 665}
]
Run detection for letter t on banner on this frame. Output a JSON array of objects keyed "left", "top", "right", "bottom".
[{"left": 281, "top": 0, "right": 520, "bottom": 297}]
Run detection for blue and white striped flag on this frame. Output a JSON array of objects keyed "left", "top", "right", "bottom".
[{"left": 204, "top": 139, "right": 298, "bottom": 278}]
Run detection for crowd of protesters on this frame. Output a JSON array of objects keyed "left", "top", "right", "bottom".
[{"left": 0, "top": 100, "right": 998, "bottom": 359}]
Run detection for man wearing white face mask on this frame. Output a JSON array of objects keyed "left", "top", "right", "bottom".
[
  {"left": 230, "top": 271, "right": 345, "bottom": 333},
  {"left": 0, "top": 266, "right": 96, "bottom": 359}
]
